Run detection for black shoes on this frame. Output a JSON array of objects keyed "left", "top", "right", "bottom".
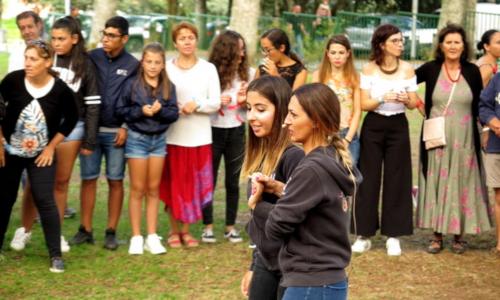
[
  {"left": 103, "top": 228, "right": 119, "bottom": 250},
  {"left": 49, "top": 257, "right": 65, "bottom": 273},
  {"left": 69, "top": 225, "right": 94, "bottom": 245}
]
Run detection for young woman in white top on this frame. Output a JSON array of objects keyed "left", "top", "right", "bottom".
[
  {"left": 201, "top": 30, "right": 255, "bottom": 243},
  {"left": 313, "top": 34, "right": 361, "bottom": 164},
  {"left": 351, "top": 24, "right": 418, "bottom": 256},
  {"left": 159, "top": 22, "right": 221, "bottom": 248}
]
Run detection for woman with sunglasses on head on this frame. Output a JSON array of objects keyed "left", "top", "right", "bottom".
[
  {"left": 351, "top": 24, "right": 418, "bottom": 256},
  {"left": 9, "top": 16, "right": 100, "bottom": 254},
  {"left": 250, "top": 83, "right": 359, "bottom": 300},
  {"left": 201, "top": 30, "right": 255, "bottom": 243},
  {"left": 256, "top": 28, "right": 307, "bottom": 90},
  {"left": 240, "top": 76, "right": 304, "bottom": 300},
  {"left": 0, "top": 40, "right": 78, "bottom": 273},
  {"left": 416, "top": 24, "right": 492, "bottom": 255},
  {"left": 313, "top": 34, "right": 361, "bottom": 164}
]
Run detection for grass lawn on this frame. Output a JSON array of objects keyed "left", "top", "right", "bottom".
[{"left": 0, "top": 49, "right": 499, "bottom": 298}]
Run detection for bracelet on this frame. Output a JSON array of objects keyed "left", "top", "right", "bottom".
[
  {"left": 344, "top": 137, "right": 352, "bottom": 143},
  {"left": 482, "top": 127, "right": 491, "bottom": 132}
]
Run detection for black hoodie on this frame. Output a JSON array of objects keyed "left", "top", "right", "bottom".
[{"left": 253, "top": 145, "right": 358, "bottom": 287}]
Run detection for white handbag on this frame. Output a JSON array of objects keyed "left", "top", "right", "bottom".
[{"left": 422, "top": 82, "right": 456, "bottom": 150}]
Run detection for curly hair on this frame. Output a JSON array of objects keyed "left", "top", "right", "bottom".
[{"left": 208, "top": 30, "right": 249, "bottom": 91}]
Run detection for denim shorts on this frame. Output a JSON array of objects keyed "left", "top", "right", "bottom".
[
  {"left": 79, "top": 131, "right": 125, "bottom": 180},
  {"left": 64, "top": 120, "right": 85, "bottom": 142},
  {"left": 125, "top": 129, "right": 166, "bottom": 159}
]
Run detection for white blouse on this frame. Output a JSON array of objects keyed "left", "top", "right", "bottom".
[{"left": 360, "top": 72, "right": 417, "bottom": 116}]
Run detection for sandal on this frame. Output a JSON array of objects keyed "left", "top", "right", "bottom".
[
  {"left": 451, "top": 240, "right": 468, "bottom": 254},
  {"left": 180, "top": 233, "right": 199, "bottom": 248},
  {"left": 426, "top": 239, "right": 444, "bottom": 254},
  {"left": 167, "top": 233, "right": 182, "bottom": 248}
]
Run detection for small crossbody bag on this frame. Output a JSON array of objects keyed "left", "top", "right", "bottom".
[{"left": 422, "top": 82, "right": 457, "bottom": 150}]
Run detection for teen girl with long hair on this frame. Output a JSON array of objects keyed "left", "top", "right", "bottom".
[
  {"left": 202, "top": 30, "right": 255, "bottom": 243},
  {"left": 241, "top": 76, "right": 304, "bottom": 300},
  {"left": 313, "top": 34, "right": 361, "bottom": 164},
  {"left": 116, "top": 42, "right": 179, "bottom": 255}
]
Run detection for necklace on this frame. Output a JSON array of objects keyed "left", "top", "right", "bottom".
[
  {"left": 379, "top": 59, "right": 399, "bottom": 75},
  {"left": 175, "top": 57, "right": 197, "bottom": 70},
  {"left": 444, "top": 63, "right": 461, "bottom": 83}
]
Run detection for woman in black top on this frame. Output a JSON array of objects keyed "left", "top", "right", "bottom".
[
  {"left": 255, "top": 28, "right": 307, "bottom": 90},
  {"left": 240, "top": 76, "right": 304, "bottom": 300},
  {"left": 10, "top": 16, "right": 101, "bottom": 253},
  {"left": 0, "top": 40, "right": 78, "bottom": 273}
]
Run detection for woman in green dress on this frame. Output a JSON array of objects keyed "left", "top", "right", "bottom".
[{"left": 416, "top": 24, "right": 492, "bottom": 254}]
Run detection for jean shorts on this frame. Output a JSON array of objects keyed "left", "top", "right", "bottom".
[
  {"left": 64, "top": 120, "right": 85, "bottom": 142},
  {"left": 125, "top": 129, "right": 166, "bottom": 159},
  {"left": 79, "top": 131, "right": 125, "bottom": 180}
]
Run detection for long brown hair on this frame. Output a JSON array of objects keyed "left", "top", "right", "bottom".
[
  {"left": 292, "top": 83, "right": 353, "bottom": 170},
  {"left": 317, "top": 35, "right": 359, "bottom": 88},
  {"left": 241, "top": 76, "right": 292, "bottom": 178},
  {"left": 208, "top": 30, "right": 250, "bottom": 91},
  {"left": 134, "top": 42, "right": 170, "bottom": 100}
]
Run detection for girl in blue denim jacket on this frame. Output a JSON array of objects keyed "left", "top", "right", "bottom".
[{"left": 116, "top": 42, "right": 179, "bottom": 255}]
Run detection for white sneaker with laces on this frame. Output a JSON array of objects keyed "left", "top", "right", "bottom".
[
  {"left": 10, "top": 227, "right": 32, "bottom": 251},
  {"left": 386, "top": 237, "right": 402, "bottom": 256},
  {"left": 224, "top": 229, "right": 243, "bottom": 243},
  {"left": 60, "top": 236, "right": 70, "bottom": 253},
  {"left": 201, "top": 229, "right": 217, "bottom": 243},
  {"left": 351, "top": 236, "right": 371, "bottom": 253},
  {"left": 128, "top": 235, "right": 144, "bottom": 255},
  {"left": 144, "top": 233, "right": 167, "bottom": 255}
]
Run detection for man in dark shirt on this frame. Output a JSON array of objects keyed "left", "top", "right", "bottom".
[{"left": 70, "top": 16, "right": 139, "bottom": 250}]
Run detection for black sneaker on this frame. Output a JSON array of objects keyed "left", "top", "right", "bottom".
[
  {"left": 49, "top": 257, "right": 65, "bottom": 273},
  {"left": 69, "top": 225, "right": 94, "bottom": 245},
  {"left": 103, "top": 228, "right": 118, "bottom": 250},
  {"left": 64, "top": 207, "right": 77, "bottom": 219}
]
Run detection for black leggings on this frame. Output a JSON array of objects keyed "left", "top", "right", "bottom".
[
  {"left": 249, "top": 255, "right": 285, "bottom": 300},
  {"left": 203, "top": 125, "right": 245, "bottom": 226},
  {"left": 0, "top": 153, "right": 61, "bottom": 258}
]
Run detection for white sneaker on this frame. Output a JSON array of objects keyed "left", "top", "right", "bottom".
[
  {"left": 128, "top": 235, "right": 144, "bottom": 255},
  {"left": 386, "top": 237, "right": 402, "bottom": 256},
  {"left": 224, "top": 229, "right": 243, "bottom": 243},
  {"left": 60, "top": 236, "right": 70, "bottom": 253},
  {"left": 201, "top": 229, "right": 217, "bottom": 243},
  {"left": 351, "top": 236, "right": 371, "bottom": 253},
  {"left": 144, "top": 233, "right": 167, "bottom": 255},
  {"left": 10, "top": 227, "right": 32, "bottom": 251}
]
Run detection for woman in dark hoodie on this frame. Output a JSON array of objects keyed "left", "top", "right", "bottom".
[{"left": 250, "top": 83, "right": 358, "bottom": 299}]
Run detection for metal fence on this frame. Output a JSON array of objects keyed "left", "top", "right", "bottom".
[{"left": 42, "top": 9, "right": 500, "bottom": 63}]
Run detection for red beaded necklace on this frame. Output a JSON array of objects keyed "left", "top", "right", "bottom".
[{"left": 444, "top": 63, "right": 461, "bottom": 83}]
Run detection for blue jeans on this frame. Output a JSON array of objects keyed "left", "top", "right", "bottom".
[
  {"left": 283, "top": 279, "right": 348, "bottom": 300},
  {"left": 340, "top": 128, "right": 360, "bottom": 165},
  {"left": 79, "top": 132, "right": 125, "bottom": 180}
]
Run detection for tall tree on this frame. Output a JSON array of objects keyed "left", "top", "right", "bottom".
[
  {"left": 230, "top": 0, "right": 260, "bottom": 63},
  {"left": 89, "top": 0, "right": 117, "bottom": 47},
  {"left": 438, "top": 0, "right": 477, "bottom": 59},
  {"left": 168, "top": 0, "right": 178, "bottom": 15}
]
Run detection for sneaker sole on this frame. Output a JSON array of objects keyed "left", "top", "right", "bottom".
[
  {"left": 144, "top": 245, "right": 167, "bottom": 255},
  {"left": 49, "top": 267, "right": 64, "bottom": 273},
  {"left": 201, "top": 239, "right": 217, "bottom": 243}
]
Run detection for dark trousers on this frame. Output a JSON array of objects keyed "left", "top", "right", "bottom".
[
  {"left": 352, "top": 112, "right": 413, "bottom": 237},
  {"left": 249, "top": 255, "right": 285, "bottom": 300},
  {"left": 0, "top": 153, "right": 61, "bottom": 258},
  {"left": 203, "top": 125, "right": 245, "bottom": 226}
]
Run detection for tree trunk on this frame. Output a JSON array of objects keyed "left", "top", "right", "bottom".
[
  {"left": 230, "top": 0, "right": 260, "bottom": 63},
  {"left": 167, "top": 0, "right": 177, "bottom": 15},
  {"left": 438, "top": 0, "right": 477, "bottom": 59},
  {"left": 89, "top": 0, "right": 117, "bottom": 48},
  {"left": 274, "top": 0, "right": 281, "bottom": 17},
  {"left": 227, "top": 0, "right": 233, "bottom": 17},
  {"left": 195, "top": 0, "right": 208, "bottom": 48}
]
